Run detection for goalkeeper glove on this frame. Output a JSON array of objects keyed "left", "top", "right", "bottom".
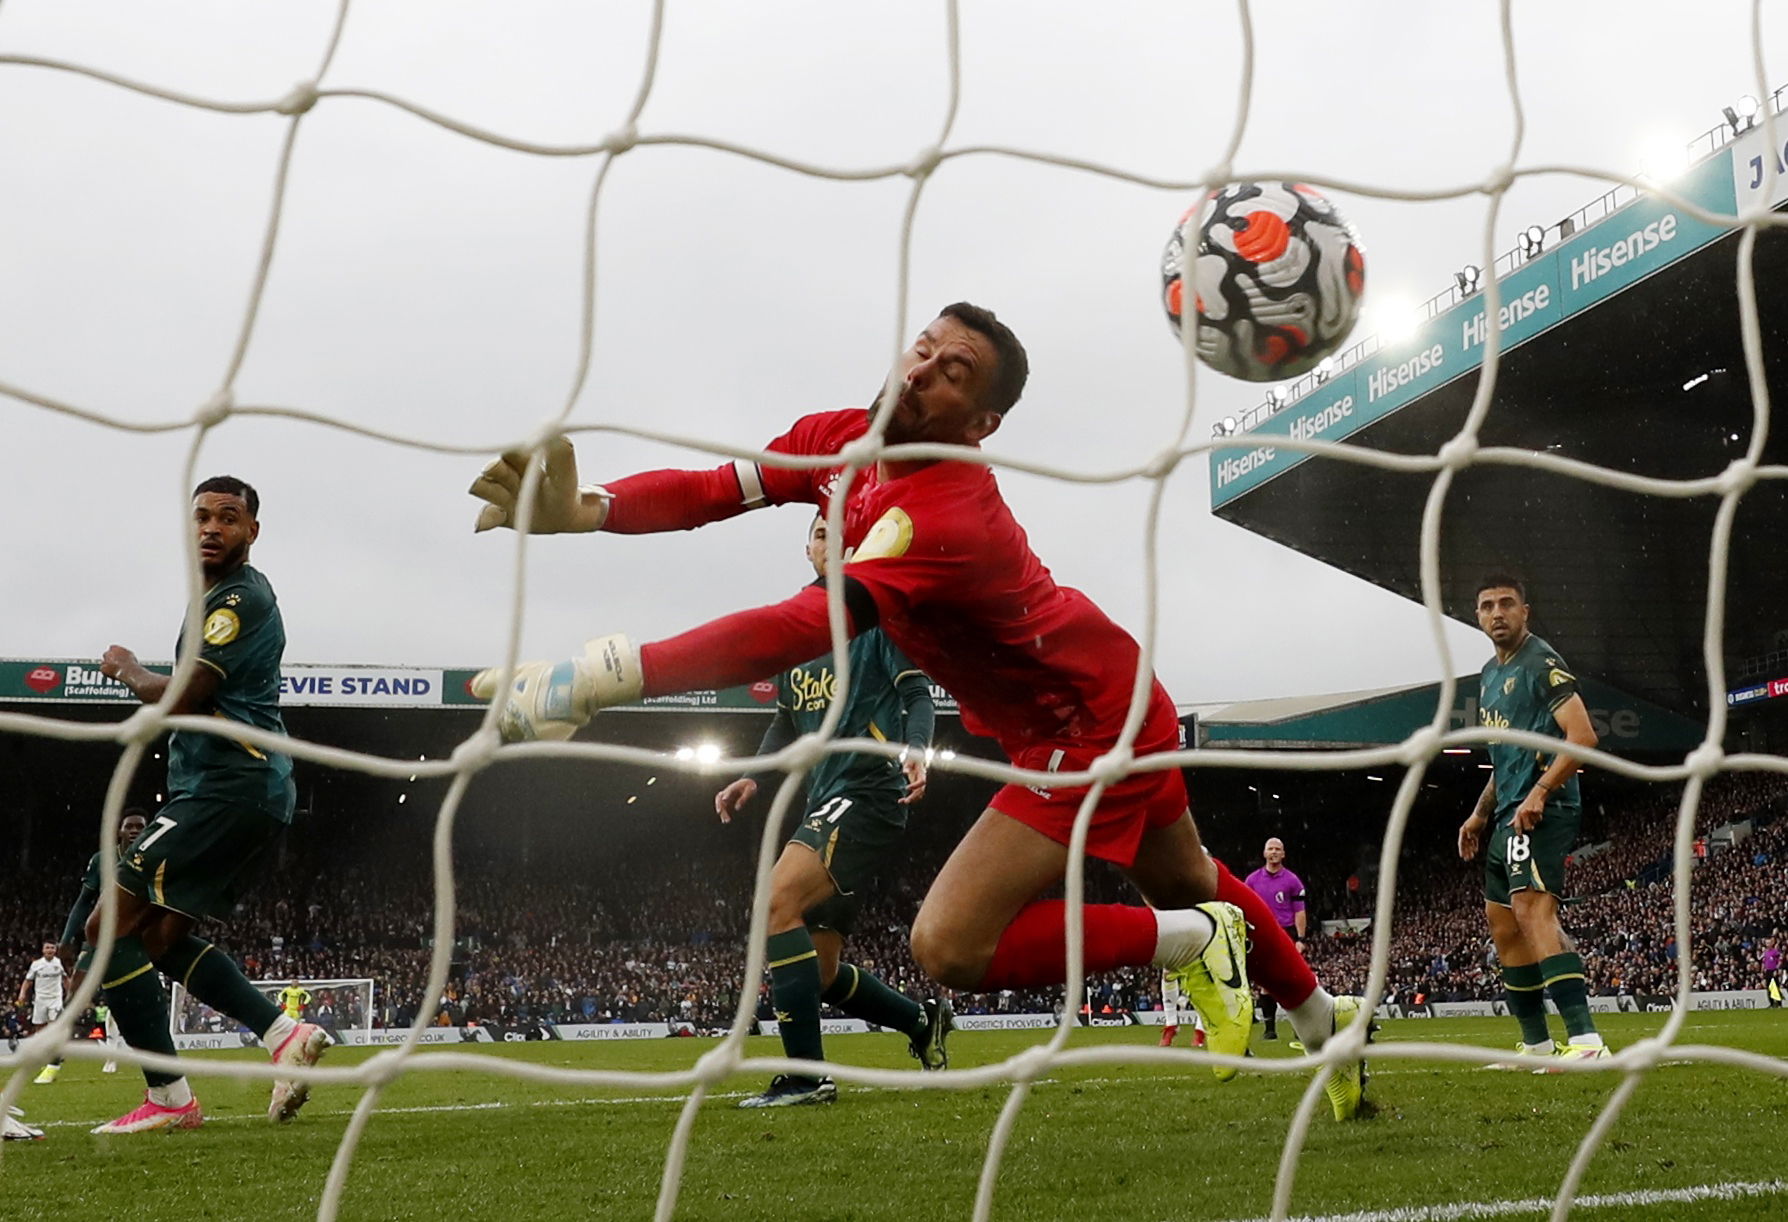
[
  {"left": 470, "top": 634, "right": 643, "bottom": 742},
  {"left": 469, "top": 436, "right": 611, "bottom": 534}
]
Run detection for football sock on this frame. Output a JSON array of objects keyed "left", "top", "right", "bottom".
[
  {"left": 1213, "top": 859, "right": 1320, "bottom": 1008},
  {"left": 1287, "top": 987, "right": 1338, "bottom": 1050},
  {"left": 147, "top": 1077, "right": 193, "bottom": 1109},
  {"left": 980, "top": 901, "right": 1158, "bottom": 989},
  {"left": 1148, "top": 907, "right": 1217, "bottom": 969},
  {"left": 101, "top": 937, "right": 183, "bottom": 1089},
  {"left": 154, "top": 936, "right": 281, "bottom": 1039},
  {"left": 1540, "top": 953, "right": 1598, "bottom": 1039},
  {"left": 1501, "top": 961, "right": 1553, "bottom": 1046},
  {"left": 822, "top": 962, "right": 925, "bottom": 1039},
  {"left": 767, "top": 928, "right": 825, "bottom": 1070}
]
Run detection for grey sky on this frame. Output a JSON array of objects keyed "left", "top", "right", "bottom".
[{"left": 0, "top": 1, "right": 1773, "bottom": 705}]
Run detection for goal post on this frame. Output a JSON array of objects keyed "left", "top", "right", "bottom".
[{"left": 169, "top": 978, "right": 374, "bottom": 1044}]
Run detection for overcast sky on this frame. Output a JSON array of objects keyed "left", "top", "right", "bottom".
[{"left": 0, "top": 0, "right": 1775, "bottom": 705}]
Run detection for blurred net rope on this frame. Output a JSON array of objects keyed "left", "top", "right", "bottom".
[{"left": 0, "top": 2, "right": 1785, "bottom": 1220}]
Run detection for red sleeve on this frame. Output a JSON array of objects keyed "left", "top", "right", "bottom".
[
  {"left": 755, "top": 409, "right": 868, "bottom": 506},
  {"left": 600, "top": 466, "right": 748, "bottom": 534},
  {"left": 641, "top": 584, "right": 854, "bottom": 696},
  {"left": 840, "top": 496, "right": 978, "bottom": 623},
  {"left": 599, "top": 409, "right": 866, "bottom": 532}
]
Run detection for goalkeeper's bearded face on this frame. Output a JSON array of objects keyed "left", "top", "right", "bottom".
[{"left": 883, "top": 316, "right": 1002, "bottom": 448}]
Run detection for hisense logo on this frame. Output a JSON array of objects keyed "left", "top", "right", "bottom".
[
  {"left": 1367, "top": 344, "right": 1443, "bottom": 402},
  {"left": 1215, "top": 446, "right": 1277, "bottom": 488},
  {"left": 1569, "top": 214, "right": 1678, "bottom": 290}
]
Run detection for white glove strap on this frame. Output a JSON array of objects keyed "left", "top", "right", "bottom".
[{"left": 580, "top": 633, "right": 643, "bottom": 710}]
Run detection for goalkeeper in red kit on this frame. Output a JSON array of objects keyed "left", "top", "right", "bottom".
[{"left": 469, "top": 303, "right": 1370, "bottom": 1118}]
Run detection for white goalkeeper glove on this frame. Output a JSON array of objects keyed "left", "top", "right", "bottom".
[
  {"left": 469, "top": 436, "right": 611, "bottom": 534},
  {"left": 470, "top": 634, "right": 643, "bottom": 742}
]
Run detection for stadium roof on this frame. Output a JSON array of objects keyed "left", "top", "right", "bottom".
[
  {"left": 1210, "top": 118, "right": 1788, "bottom": 719},
  {"left": 1190, "top": 675, "right": 1701, "bottom": 753}
]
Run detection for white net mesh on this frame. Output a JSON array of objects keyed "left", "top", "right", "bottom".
[{"left": 1, "top": 3, "right": 1786, "bottom": 1219}]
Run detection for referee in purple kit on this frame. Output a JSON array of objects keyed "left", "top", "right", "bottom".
[{"left": 1243, "top": 838, "right": 1307, "bottom": 1040}]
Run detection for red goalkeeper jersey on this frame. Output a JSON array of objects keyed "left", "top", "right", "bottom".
[{"left": 752, "top": 409, "right": 1170, "bottom": 754}]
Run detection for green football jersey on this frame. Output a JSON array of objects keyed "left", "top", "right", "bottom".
[
  {"left": 167, "top": 564, "right": 293, "bottom": 814},
  {"left": 1478, "top": 632, "right": 1581, "bottom": 819},
  {"left": 778, "top": 629, "right": 924, "bottom": 808},
  {"left": 81, "top": 848, "right": 105, "bottom": 893}
]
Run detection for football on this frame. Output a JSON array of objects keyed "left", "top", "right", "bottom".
[{"left": 1162, "top": 182, "right": 1366, "bottom": 382}]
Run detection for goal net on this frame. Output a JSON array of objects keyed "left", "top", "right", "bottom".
[
  {"left": 1, "top": 4, "right": 1785, "bottom": 1222},
  {"left": 170, "top": 979, "right": 374, "bottom": 1045}
]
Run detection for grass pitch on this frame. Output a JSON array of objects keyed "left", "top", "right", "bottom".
[{"left": 5, "top": 1012, "right": 1787, "bottom": 1221}]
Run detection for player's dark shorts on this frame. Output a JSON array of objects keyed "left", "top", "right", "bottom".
[
  {"left": 989, "top": 687, "right": 1186, "bottom": 869},
  {"left": 788, "top": 789, "right": 905, "bottom": 937},
  {"left": 117, "top": 783, "right": 295, "bottom": 920},
  {"left": 1484, "top": 803, "right": 1580, "bottom": 906}
]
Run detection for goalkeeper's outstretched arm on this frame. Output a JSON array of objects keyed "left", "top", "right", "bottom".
[
  {"left": 470, "top": 438, "right": 772, "bottom": 535},
  {"left": 472, "top": 578, "right": 879, "bottom": 743}
]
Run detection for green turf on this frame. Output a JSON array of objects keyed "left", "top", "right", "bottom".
[{"left": 4, "top": 1012, "right": 1787, "bottom": 1221}]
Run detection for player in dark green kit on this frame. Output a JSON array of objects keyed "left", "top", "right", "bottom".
[
  {"left": 86, "top": 476, "right": 330, "bottom": 1134},
  {"left": 35, "top": 808, "right": 150, "bottom": 1082},
  {"left": 1457, "top": 575, "right": 1608, "bottom": 1066},
  {"left": 713, "top": 514, "right": 953, "bottom": 1107}
]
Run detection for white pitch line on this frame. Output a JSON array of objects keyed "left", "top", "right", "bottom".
[{"left": 1215, "top": 1179, "right": 1788, "bottom": 1222}]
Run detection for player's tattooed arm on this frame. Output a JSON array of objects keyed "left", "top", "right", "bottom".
[
  {"left": 100, "top": 646, "right": 220, "bottom": 714},
  {"left": 1458, "top": 778, "right": 1495, "bottom": 859}
]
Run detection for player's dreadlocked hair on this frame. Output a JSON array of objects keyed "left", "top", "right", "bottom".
[
  {"left": 941, "top": 301, "right": 1029, "bottom": 416},
  {"left": 193, "top": 474, "right": 261, "bottom": 519}
]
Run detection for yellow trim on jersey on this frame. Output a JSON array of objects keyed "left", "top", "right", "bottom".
[
  {"left": 213, "top": 712, "right": 268, "bottom": 760},
  {"left": 103, "top": 962, "right": 156, "bottom": 990},
  {"left": 767, "top": 949, "right": 819, "bottom": 970},
  {"left": 1529, "top": 858, "right": 1550, "bottom": 894},
  {"left": 183, "top": 943, "right": 216, "bottom": 989},
  {"left": 1541, "top": 971, "right": 1585, "bottom": 987},
  {"left": 1503, "top": 979, "right": 1545, "bottom": 992},
  {"left": 195, "top": 656, "right": 228, "bottom": 678},
  {"left": 867, "top": 722, "right": 887, "bottom": 742},
  {"left": 151, "top": 860, "right": 168, "bottom": 906},
  {"left": 839, "top": 964, "right": 861, "bottom": 1003},
  {"left": 891, "top": 669, "right": 925, "bottom": 684},
  {"left": 823, "top": 826, "right": 841, "bottom": 868}
]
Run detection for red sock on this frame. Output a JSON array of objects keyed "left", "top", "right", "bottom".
[
  {"left": 979, "top": 901, "right": 1158, "bottom": 990},
  {"left": 1213, "top": 860, "right": 1319, "bottom": 1009}
]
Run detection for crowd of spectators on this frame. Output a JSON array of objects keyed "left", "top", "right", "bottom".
[{"left": 5, "top": 772, "right": 1785, "bottom": 1035}]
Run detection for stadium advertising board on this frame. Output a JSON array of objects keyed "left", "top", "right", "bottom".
[
  {"left": 2, "top": 660, "right": 443, "bottom": 708},
  {"left": 1728, "top": 676, "right": 1788, "bottom": 707},
  {"left": 1731, "top": 120, "right": 1788, "bottom": 213},
  {"left": 1212, "top": 142, "right": 1745, "bottom": 508}
]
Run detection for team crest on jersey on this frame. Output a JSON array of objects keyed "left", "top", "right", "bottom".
[
  {"left": 853, "top": 507, "right": 913, "bottom": 561},
  {"left": 1503, "top": 676, "right": 1517, "bottom": 695},
  {"left": 203, "top": 608, "right": 241, "bottom": 646}
]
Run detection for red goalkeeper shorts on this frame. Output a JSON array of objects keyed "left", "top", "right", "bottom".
[{"left": 987, "top": 689, "right": 1188, "bottom": 869}]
